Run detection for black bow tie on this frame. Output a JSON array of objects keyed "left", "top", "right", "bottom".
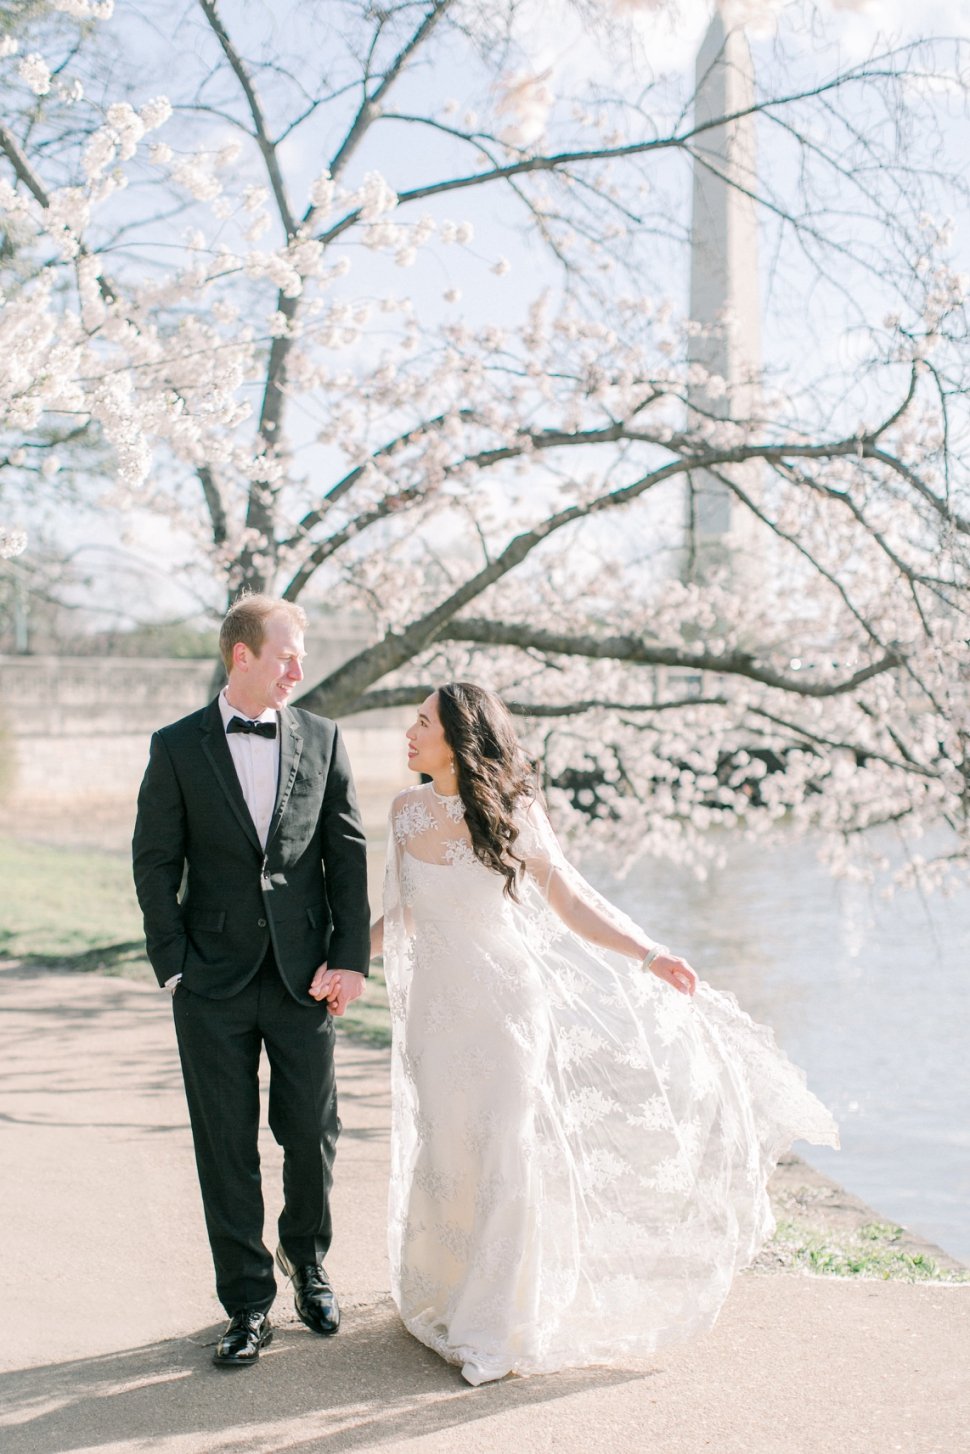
[{"left": 227, "top": 715, "right": 277, "bottom": 739}]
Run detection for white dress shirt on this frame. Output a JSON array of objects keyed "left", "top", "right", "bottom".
[{"left": 218, "top": 688, "right": 281, "bottom": 848}]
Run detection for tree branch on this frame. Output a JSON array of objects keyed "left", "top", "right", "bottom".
[
  {"left": 437, "top": 620, "right": 903, "bottom": 699},
  {"left": 197, "top": 464, "right": 228, "bottom": 547},
  {"left": 197, "top": 0, "right": 297, "bottom": 238},
  {"left": 0, "top": 122, "right": 51, "bottom": 207},
  {"left": 342, "top": 686, "right": 734, "bottom": 715},
  {"left": 281, "top": 401, "right": 961, "bottom": 600},
  {"left": 326, "top": 0, "right": 455, "bottom": 185},
  {"left": 316, "top": 62, "right": 929, "bottom": 245},
  {"left": 284, "top": 409, "right": 479, "bottom": 544}
]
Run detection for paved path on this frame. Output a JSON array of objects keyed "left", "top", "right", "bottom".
[{"left": 2, "top": 961, "right": 967, "bottom": 1454}]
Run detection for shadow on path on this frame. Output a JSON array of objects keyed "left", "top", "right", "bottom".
[{"left": 0, "top": 1299, "right": 648, "bottom": 1454}]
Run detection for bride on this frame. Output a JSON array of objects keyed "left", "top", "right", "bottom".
[{"left": 368, "top": 682, "right": 838, "bottom": 1386}]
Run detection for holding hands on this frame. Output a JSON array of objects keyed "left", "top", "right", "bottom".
[{"left": 308, "top": 964, "right": 366, "bottom": 1015}]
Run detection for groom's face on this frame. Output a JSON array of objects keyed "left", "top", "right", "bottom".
[{"left": 231, "top": 612, "right": 306, "bottom": 715}]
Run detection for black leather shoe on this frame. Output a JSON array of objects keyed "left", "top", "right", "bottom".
[
  {"left": 212, "top": 1309, "right": 273, "bottom": 1366},
  {"left": 275, "top": 1244, "right": 340, "bottom": 1335}
]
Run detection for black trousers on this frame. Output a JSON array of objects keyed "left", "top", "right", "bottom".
[{"left": 172, "top": 949, "right": 338, "bottom": 1315}]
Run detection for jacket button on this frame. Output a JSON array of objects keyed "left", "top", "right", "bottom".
[{"left": 257, "top": 918, "right": 267, "bottom": 927}]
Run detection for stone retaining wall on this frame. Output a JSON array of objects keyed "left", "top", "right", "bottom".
[{"left": 0, "top": 654, "right": 410, "bottom": 847}]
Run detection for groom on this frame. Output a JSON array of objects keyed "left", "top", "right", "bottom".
[{"left": 133, "top": 594, "right": 370, "bottom": 1365}]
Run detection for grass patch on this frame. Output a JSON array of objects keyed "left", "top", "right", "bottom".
[
  {"left": 0, "top": 837, "right": 144, "bottom": 963},
  {"left": 1, "top": 838, "right": 394, "bottom": 1045},
  {"left": 340, "top": 961, "right": 391, "bottom": 1047},
  {"left": 765, "top": 1218, "right": 969, "bottom": 1282}
]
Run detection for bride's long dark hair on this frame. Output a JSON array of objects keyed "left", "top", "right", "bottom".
[{"left": 435, "top": 681, "right": 538, "bottom": 899}]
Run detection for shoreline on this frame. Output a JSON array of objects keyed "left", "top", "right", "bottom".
[{"left": 762, "top": 1151, "right": 967, "bottom": 1281}]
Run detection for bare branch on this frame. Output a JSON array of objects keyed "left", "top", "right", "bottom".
[
  {"left": 317, "top": 62, "right": 936, "bottom": 245},
  {"left": 326, "top": 1, "right": 455, "bottom": 186},
  {"left": 197, "top": 0, "right": 297, "bottom": 238},
  {"left": 285, "top": 409, "right": 479, "bottom": 544}
]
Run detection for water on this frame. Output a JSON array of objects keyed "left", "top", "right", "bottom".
[{"left": 600, "top": 835, "right": 970, "bottom": 1265}]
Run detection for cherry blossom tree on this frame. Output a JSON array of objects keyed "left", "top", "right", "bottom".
[{"left": 1, "top": 0, "right": 968, "bottom": 884}]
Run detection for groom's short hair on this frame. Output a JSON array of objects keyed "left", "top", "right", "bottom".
[{"left": 219, "top": 594, "right": 307, "bottom": 674}]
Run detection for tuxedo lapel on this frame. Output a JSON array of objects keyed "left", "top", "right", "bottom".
[
  {"left": 199, "top": 698, "right": 263, "bottom": 854},
  {"left": 267, "top": 708, "right": 304, "bottom": 847}
]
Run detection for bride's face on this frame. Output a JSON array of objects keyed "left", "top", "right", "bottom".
[{"left": 406, "top": 692, "right": 453, "bottom": 777}]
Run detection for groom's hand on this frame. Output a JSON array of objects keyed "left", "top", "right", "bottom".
[{"left": 308, "top": 964, "right": 365, "bottom": 1016}]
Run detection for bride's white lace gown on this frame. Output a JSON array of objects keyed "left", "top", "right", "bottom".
[{"left": 383, "top": 783, "right": 838, "bottom": 1381}]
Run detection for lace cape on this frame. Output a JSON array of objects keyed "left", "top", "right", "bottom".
[{"left": 382, "top": 782, "right": 838, "bottom": 1374}]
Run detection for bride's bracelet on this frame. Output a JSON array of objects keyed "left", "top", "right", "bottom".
[{"left": 640, "top": 943, "right": 669, "bottom": 972}]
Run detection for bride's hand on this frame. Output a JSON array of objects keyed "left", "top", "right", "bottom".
[
  {"left": 308, "top": 962, "right": 338, "bottom": 1004},
  {"left": 646, "top": 950, "right": 698, "bottom": 997}
]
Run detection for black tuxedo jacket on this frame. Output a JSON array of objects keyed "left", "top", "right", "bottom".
[{"left": 132, "top": 698, "right": 370, "bottom": 1004}]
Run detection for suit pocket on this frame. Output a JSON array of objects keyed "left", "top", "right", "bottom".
[
  {"left": 187, "top": 909, "right": 226, "bottom": 933},
  {"left": 289, "top": 770, "right": 324, "bottom": 800}
]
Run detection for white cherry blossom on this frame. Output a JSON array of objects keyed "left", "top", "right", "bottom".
[{"left": 17, "top": 52, "right": 50, "bottom": 95}]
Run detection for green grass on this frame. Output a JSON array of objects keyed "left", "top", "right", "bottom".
[
  {"left": 0, "top": 838, "right": 394, "bottom": 1042},
  {"left": 340, "top": 961, "right": 391, "bottom": 1047},
  {"left": 0, "top": 837, "right": 146, "bottom": 971},
  {"left": 765, "top": 1219, "right": 969, "bottom": 1282}
]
